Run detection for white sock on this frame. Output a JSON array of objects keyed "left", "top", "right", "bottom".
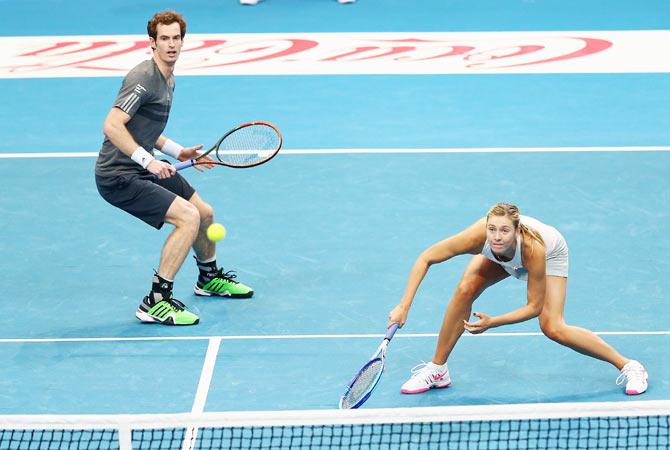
[
  {"left": 196, "top": 255, "right": 217, "bottom": 264},
  {"left": 428, "top": 361, "right": 447, "bottom": 372}
]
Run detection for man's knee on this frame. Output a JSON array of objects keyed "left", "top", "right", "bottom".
[
  {"left": 189, "top": 194, "right": 214, "bottom": 226},
  {"left": 167, "top": 199, "right": 201, "bottom": 232},
  {"left": 197, "top": 202, "right": 214, "bottom": 225}
]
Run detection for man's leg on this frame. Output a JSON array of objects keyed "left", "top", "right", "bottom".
[
  {"left": 188, "top": 192, "right": 214, "bottom": 262},
  {"left": 188, "top": 192, "right": 254, "bottom": 298},
  {"left": 135, "top": 197, "right": 201, "bottom": 326},
  {"left": 159, "top": 196, "right": 201, "bottom": 278}
]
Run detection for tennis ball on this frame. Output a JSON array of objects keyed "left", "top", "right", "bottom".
[{"left": 206, "top": 223, "right": 226, "bottom": 242}]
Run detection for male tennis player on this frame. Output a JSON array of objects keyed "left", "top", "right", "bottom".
[
  {"left": 388, "top": 203, "right": 648, "bottom": 395},
  {"left": 95, "top": 10, "right": 253, "bottom": 326}
]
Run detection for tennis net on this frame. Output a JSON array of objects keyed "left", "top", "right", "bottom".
[{"left": 1, "top": 400, "right": 668, "bottom": 449}]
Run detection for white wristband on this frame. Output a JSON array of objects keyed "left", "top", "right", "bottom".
[
  {"left": 161, "top": 138, "right": 184, "bottom": 158},
  {"left": 130, "top": 146, "right": 155, "bottom": 169}
]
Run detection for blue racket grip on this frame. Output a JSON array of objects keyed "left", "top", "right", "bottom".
[
  {"left": 386, "top": 323, "right": 399, "bottom": 340},
  {"left": 173, "top": 159, "right": 195, "bottom": 171},
  {"left": 150, "top": 159, "right": 195, "bottom": 179}
]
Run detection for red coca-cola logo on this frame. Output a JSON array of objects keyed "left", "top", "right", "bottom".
[{"left": 1, "top": 34, "right": 613, "bottom": 76}]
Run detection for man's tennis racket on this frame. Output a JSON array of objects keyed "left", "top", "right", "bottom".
[
  {"left": 339, "top": 323, "right": 399, "bottom": 409},
  {"left": 174, "top": 121, "right": 282, "bottom": 171}
]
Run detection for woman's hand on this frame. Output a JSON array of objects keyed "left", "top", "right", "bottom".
[
  {"left": 388, "top": 303, "right": 409, "bottom": 328},
  {"left": 463, "top": 312, "right": 494, "bottom": 334}
]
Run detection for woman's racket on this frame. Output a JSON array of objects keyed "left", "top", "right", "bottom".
[
  {"left": 339, "top": 323, "right": 399, "bottom": 409},
  {"left": 174, "top": 121, "right": 282, "bottom": 171}
]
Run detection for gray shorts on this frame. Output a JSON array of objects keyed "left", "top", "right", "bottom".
[
  {"left": 96, "top": 171, "right": 196, "bottom": 229},
  {"left": 545, "top": 239, "right": 569, "bottom": 278}
]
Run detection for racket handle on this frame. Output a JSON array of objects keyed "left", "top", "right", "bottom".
[
  {"left": 149, "top": 159, "right": 195, "bottom": 180},
  {"left": 385, "top": 323, "right": 399, "bottom": 340},
  {"left": 173, "top": 159, "right": 195, "bottom": 171}
]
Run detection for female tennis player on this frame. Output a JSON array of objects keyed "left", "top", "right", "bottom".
[{"left": 388, "top": 203, "right": 648, "bottom": 395}]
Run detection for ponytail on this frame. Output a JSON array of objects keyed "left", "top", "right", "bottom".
[{"left": 519, "top": 223, "right": 544, "bottom": 247}]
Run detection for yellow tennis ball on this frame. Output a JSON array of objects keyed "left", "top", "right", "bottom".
[{"left": 206, "top": 223, "right": 226, "bottom": 242}]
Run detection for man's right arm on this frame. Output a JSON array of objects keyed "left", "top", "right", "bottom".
[{"left": 102, "top": 107, "right": 175, "bottom": 179}]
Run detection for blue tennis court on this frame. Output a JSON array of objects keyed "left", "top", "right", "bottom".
[{"left": 1, "top": 0, "right": 669, "bottom": 448}]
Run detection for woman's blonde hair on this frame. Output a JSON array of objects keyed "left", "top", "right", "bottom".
[{"left": 486, "top": 203, "right": 544, "bottom": 247}]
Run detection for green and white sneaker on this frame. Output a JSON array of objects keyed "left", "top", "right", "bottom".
[
  {"left": 135, "top": 296, "right": 200, "bottom": 326},
  {"left": 194, "top": 269, "right": 254, "bottom": 298}
]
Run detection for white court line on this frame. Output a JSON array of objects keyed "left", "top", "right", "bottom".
[
  {"left": 182, "top": 337, "right": 221, "bottom": 450},
  {"left": 4, "top": 399, "right": 670, "bottom": 428},
  {"left": 191, "top": 337, "right": 221, "bottom": 413},
  {"left": 1, "top": 146, "right": 670, "bottom": 159},
  {"left": 0, "top": 330, "right": 668, "bottom": 344}
]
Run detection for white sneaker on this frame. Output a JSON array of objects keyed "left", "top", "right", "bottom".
[
  {"left": 337, "top": 0, "right": 356, "bottom": 3},
  {"left": 240, "top": 0, "right": 258, "bottom": 4},
  {"left": 400, "top": 362, "right": 451, "bottom": 394},
  {"left": 616, "top": 360, "right": 648, "bottom": 395}
]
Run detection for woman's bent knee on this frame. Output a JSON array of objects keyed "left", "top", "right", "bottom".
[
  {"left": 539, "top": 318, "right": 566, "bottom": 342},
  {"left": 453, "top": 278, "right": 484, "bottom": 302}
]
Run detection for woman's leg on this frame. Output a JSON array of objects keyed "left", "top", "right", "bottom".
[
  {"left": 401, "top": 256, "right": 509, "bottom": 394},
  {"left": 538, "top": 276, "right": 628, "bottom": 369},
  {"left": 432, "top": 255, "right": 509, "bottom": 364}
]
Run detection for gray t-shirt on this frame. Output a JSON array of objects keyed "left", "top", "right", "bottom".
[{"left": 95, "top": 59, "right": 174, "bottom": 176}]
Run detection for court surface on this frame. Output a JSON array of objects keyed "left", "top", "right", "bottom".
[{"left": 0, "top": 0, "right": 669, "bottom": 417}]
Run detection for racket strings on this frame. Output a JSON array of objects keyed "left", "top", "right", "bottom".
[
  {"left": 341, "top": 360, "right": 383, "bottom": 408},
  {"left": 216, "top": 124, "right": 280, "bottom": 166}
]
